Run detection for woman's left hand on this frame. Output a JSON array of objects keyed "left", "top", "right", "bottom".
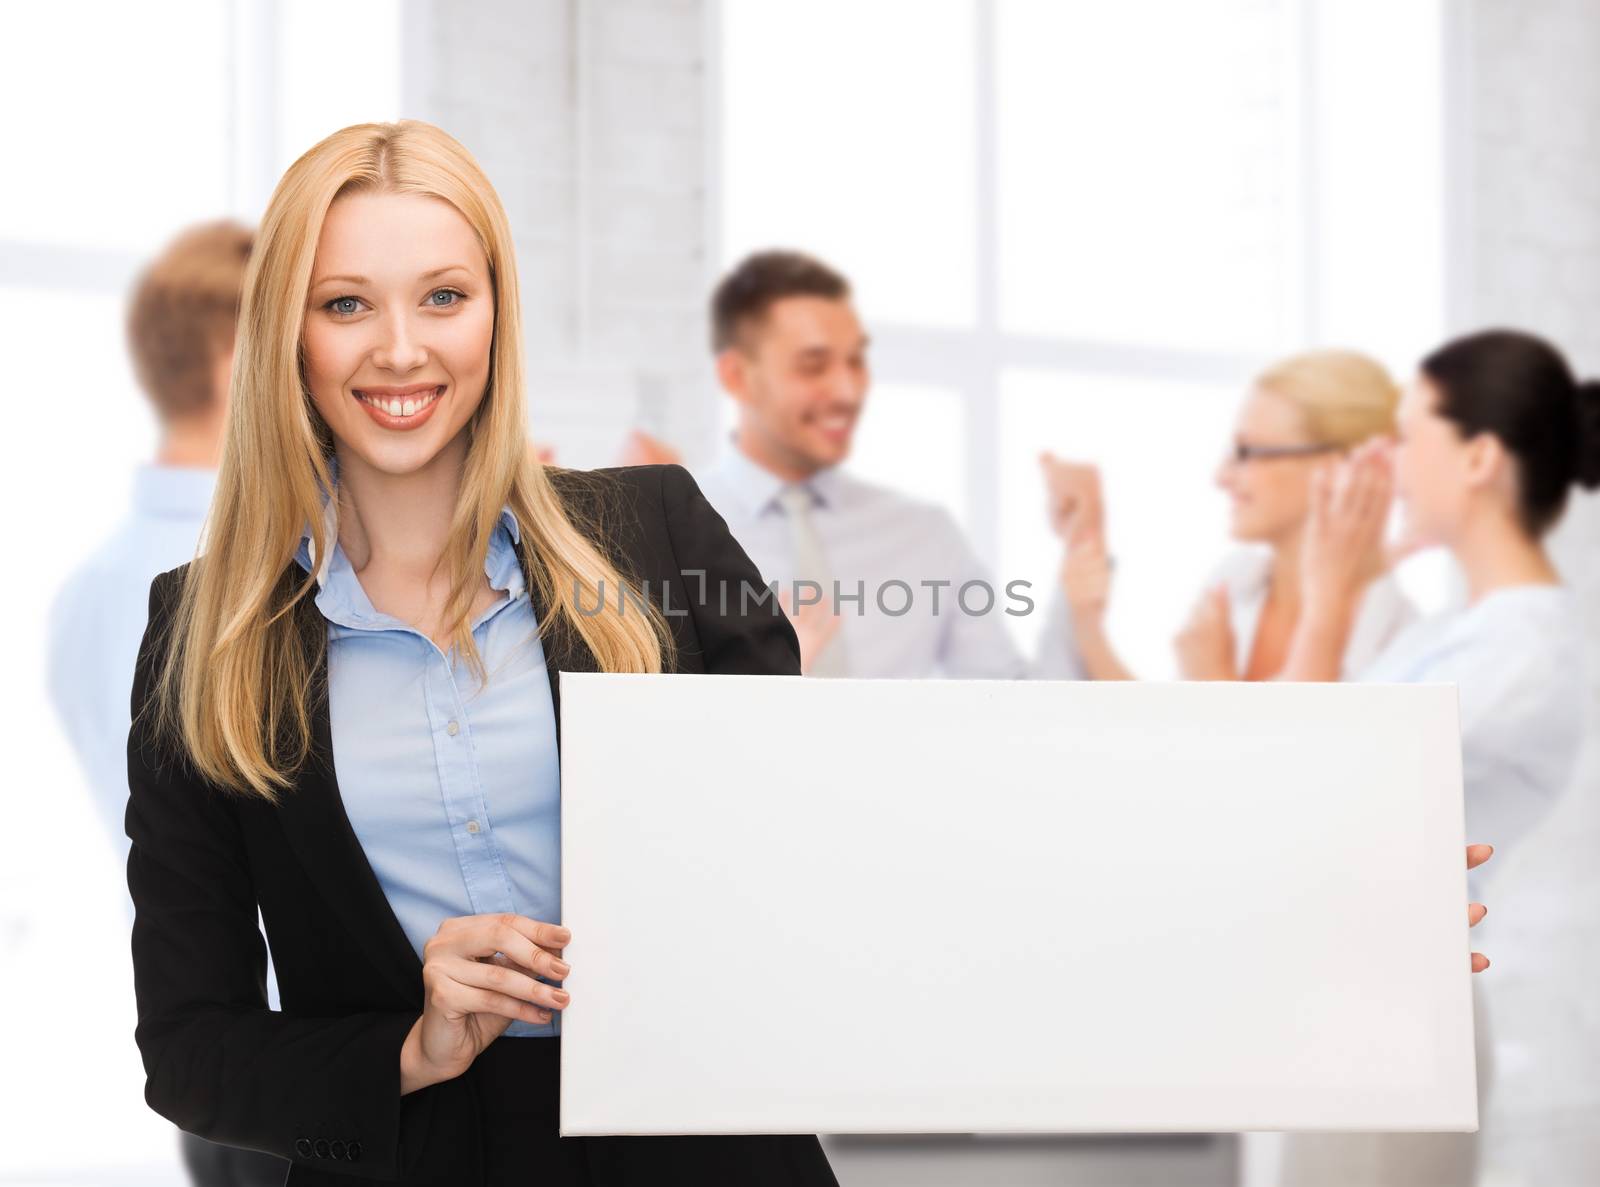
[
  {"left": 1039, "top": 453, "right": 1104, "bottom": 547},
  {"left": 1468, "top": 843, "right": 1492, "bottom": 972},
  {"left": 1174, "top": 584, "right": 1238, "bottom": 680}
]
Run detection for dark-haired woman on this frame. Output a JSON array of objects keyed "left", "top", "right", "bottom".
[
  {"left": 1269, "top": 327, "right": 1595, "bottom": 1186},
  {"left": 1287, "top": 327, "right": 1592, "bottom": 860}
]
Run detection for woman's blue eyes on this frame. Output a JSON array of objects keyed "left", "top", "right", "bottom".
[{"left": 323, "top": 288, "right": 465, "bottom": 317}]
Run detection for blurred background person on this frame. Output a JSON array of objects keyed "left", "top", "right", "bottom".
[
  {"left": 48, "top": 220, "right": 249, "bottom": 853},
  {"left": 1287, "top": 329, "right": 1595, "bottom": 882},
  {"left": 649, "top": 248, "right": 1075, "bottom": 678},
  {"left": 45, "top": 219, "right": 287, "bottom": 1187},
  {"left": 47, "top": 220, "right": 249, "bottom": 857},
  {"left": 1050, "top": 350, "right": 1417, "bottom": 683},
  {"left": 1267, "top": 327, "right": 1599, "bottom": 1187}
]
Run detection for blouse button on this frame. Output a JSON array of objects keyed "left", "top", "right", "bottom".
[
  {"left": 446, "top": 720, "right": 459, "bottom": 736},
  {"left": 466, "top": 819, "right": 481, "bottom": 834}
]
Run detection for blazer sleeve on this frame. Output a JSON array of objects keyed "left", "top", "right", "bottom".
[
  {"left": 125, "top": 571, "right": 465, "bottom": 1182},
  {"left": 658, "top": 463, "right": 802, "bottom": 677}
]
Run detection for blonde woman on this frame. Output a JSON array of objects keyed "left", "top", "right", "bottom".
[
  {"left": 1055, "top": 349, "right": 1416, "bottom": 681},
  {"left": 126, "top": 122, "right": 837, "bottom": 1185}
]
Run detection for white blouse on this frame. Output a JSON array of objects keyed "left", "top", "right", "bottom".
[
  {"left": 1205, "top": 547, "right": 1419, "bottom": 679},
  {"left": 1358, "top": 584, "right": 1588, "bottom": 887}
]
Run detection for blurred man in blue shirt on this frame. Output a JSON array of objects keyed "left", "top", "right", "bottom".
[{"left": 47, "top": 220, "right": 287, "bottom": 1187}]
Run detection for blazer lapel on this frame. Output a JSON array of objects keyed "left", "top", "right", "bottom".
[{"left": 275, "top": 641, "right": 426, "bottom": 1006}]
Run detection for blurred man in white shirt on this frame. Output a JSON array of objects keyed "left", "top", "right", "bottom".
[{"left": 689, "top": 249, "right": 1079, "bottom": 677}]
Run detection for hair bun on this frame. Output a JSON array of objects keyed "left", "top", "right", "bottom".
[{"left": 1577, "top": 379, "right": 1600, "bottom": 491}]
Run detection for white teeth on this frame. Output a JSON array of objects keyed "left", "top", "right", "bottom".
[{"left": 357, "top": 388, "right": 440, "bottom": 418}]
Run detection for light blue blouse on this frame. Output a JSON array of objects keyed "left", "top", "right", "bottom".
[{"left": 294, "top": 456, "right": 562, "bottom": 1037}]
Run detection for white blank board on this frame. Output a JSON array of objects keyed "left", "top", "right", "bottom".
[{"left": 558, "top": 674, "right": 1476, "bottom": 1135}]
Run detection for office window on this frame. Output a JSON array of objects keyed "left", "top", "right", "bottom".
[
  {"left": 996, "top": 0, "right": 1296, "bottom": 354},
  {"left": 850, "top": 382, "right": 971, "bottom": 532},
  {"left": 720, "top": 0, "right": 979, "bottom": 328},
  {"left": 0, "top": 3, "right": 232, "bottom": 252},
  {"left": 999, "top": 369, "right": 1236, "bottom": 672},
  {"left": 719, "top": 0, "right": 1449, "bottom": 660}
]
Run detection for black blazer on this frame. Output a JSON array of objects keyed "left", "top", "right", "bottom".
[{"left": 125, "top": 464, "right": 802, "bottom": 1184}]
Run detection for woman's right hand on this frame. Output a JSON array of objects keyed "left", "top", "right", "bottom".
[
  {"left": 1174, "top": 583, "right": 1238, "bottom": 680},
  {"left": 1302, "top": 438, "right": 1395, "bottom": 611},
  {"left": 401, "top": 913, "right": 572, "bottom": 1094}
]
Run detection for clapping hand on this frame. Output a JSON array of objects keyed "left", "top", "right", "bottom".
[{"left": 1040, "top": 453, "right": 1105, "bottom": 548}]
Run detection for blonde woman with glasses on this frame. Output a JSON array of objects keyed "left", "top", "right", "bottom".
[
  {"left": 125, "top": 121, "right": 838, "bottom": 1186},
  {"left": 1049, "top": 349, "right": 1417, "bottom": 681}
]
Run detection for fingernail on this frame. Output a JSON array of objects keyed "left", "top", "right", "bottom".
[
  {"left": 555, "top": 928, "right": 572, "bottom": 943},
  {"left": 552, "top": 959, "right": 571, "bottom": 977},
  {"left": 553, "top": 989, "right": 570, "bottom": 1004}
]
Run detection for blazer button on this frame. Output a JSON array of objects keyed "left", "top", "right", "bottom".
[
  {"left": 330, "top": 1139, "right": 347, "bottom": 1160},
  {"left": 348, "top": 1140, "right": 363, "bottom": 1161},
  {"left": 295, "top": 1138, "right": 312, "bottom": 1158},
  {"left": 314, "top": 1138, "right": 331, "bottom": 1159}
]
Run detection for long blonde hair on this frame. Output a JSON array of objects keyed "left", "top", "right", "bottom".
[
  {"left": 148, "top": 120, "right": 672, "bottom": 802},
  {"left": 1253, "top": 349, "right": 1401, "bottom": 447}
]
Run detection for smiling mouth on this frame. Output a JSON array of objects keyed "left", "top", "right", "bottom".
[
  {"left": 352, "top": 384, "right": 445, "bottom": 418},
  {"left": 811, "top": 412, "right": 855, "bottom": 435}
]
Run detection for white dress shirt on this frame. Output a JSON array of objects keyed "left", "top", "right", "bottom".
[{"left": 695, "top": 445, "right": 1066, "bottom": 679}]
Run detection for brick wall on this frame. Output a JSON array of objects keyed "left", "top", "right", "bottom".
[
  {"left": 403, "top": 0, "right": 717, "bottom": 470},
  {"left": 1454, "top": 1, "right": 1600, "bottom": 1179}
]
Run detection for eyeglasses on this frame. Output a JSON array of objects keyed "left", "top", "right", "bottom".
[{"left": 1222, "top": 442, "right": 1342, "bottom": 466}]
